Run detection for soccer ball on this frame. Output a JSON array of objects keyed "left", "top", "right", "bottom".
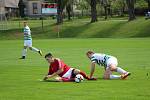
[{"left": 75, "top": 74, "right": 84, "bottom": 83}]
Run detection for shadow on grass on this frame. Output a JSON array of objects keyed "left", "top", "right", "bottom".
[
  {"left": 131, "top": 22, "right": 150, "bottom": 37},
  {"left": 0, "top": 23, "right": 57, "bottom": 39},
  {"left": 40, "top": 80, "right": 61, "bottom": 82},
  {"left": 60, "top": 22, "right": 91, "bottom": 38},
  {"left": 38, "top": 78, "right": 123, "bottom": 84},
  {"left": 93, "top": 21, "right": 128, "bottom": 38},
  {"left": 1, "top": 18, "right": 150, "bottom": 39}
]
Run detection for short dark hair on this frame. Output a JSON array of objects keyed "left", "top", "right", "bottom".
[
  {"left": 86, "top": 50, "right": 94, "bottom": 55},
  {"left": 45, "top": 53, "right": 53, "bottom": 58},
  {"left": 23, "top": 21, "right": 27, "bottom": 23}
]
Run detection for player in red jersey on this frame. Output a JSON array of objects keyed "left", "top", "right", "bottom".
[{"left": 43, "top": 53, "right": 95, "bottom": 82}]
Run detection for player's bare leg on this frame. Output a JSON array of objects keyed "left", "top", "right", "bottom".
[
  {"left": 55, "top": 77, "right": 63, "bottom": 82},
  {"left": 109, "top": 64, "right": 131, "bottom": 79},
  {"left": 104, "top": 64, "right": 122, "bottom": 79},
  {"left": 29, "top": 46, "right": 42, "bottom": 56},
  {"left": 73, "top": 69, "right": 96, "bottom": 80},
  {"left": 104, "top": 64, "right": 123, "bottom": 80},
  {"left": 20, "top": 46, "right": 27, "bottom": 59},
  {"left": 104, "top": 64, "right": 131, "bottom": 79},
  {"left": 103, "top": 67, "right": 113, "bottom": 79},
  {"left": 55, "top": 77, "right": 74, "bottom": 82},
  {"left": 114, "top": 67, "right": 131, "bottom": 79}
]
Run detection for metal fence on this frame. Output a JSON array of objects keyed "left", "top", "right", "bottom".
[{"left": 0, "top": 19, "right": 56, "bottom": 31}]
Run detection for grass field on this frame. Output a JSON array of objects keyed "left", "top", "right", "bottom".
[
  {"left": 0, "top": 38, "right": 150, "bottom": 100},
  {"left": 1, "top": 17, "right": 150, "bottom": 39}
]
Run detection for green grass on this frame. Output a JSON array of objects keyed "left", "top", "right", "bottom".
[
  {"left": 0, "top": 38, "right": 150, "bottom": 100},
  {"left": 0, "top": 17, "right": 150, "bottom": 39}
]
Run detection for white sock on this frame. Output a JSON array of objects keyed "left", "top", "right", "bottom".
[
  {"left": 22, "top": 49, "right": 27, "bottom": 56},
  {"left": 116, "top": 67, "right": 127, "bottom": 74},
  {"left": 110, "top": 75, "right": 121, "bottom": 79},
  {"left": 30, "top": 47, "right": 39, "bottom": 52}
]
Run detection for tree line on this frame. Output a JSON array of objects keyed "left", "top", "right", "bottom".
[{"left": 48, "top": 0, "right": 150, "bottom": 24}]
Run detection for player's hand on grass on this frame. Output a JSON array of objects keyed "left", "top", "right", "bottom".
[
  {"left": 43, "top": 76, "right": 48, "bottom": 81},
  {"left": 89, "top": 77, "right": 97, "bottom": 80},
  {"left": 43, "top": 75, "right": 53, "bottom": 80}
]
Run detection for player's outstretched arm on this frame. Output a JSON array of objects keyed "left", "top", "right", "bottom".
[
  {"left": 43, "top": 68, "right": 64, "bottom": 80},
  {"left": 90, "top": 62, "right": 96, "bottom": 79},
  {"left": 43, "top": 76, "right": 48, "bottom": 80}
]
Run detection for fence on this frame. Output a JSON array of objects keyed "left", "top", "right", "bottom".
[{"left": 0, "top": 18, "right": 56, "bottom": 31}]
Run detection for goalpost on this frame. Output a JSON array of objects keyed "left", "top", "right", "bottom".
[{"left": 0, "top": 0, "right": 8, "bottom": 30}]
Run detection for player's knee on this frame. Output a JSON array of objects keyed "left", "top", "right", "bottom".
[
  {"left": 103, "top": 75, "right": 110, "bottom": 80},
  {"left": 55, "top": 77, "right": 63, "bottom": 82},
  {"left": 110, "top": 67, "right": 115, "bottom": 71},
  {"left": 109, "top": 65, "right": 117, "bottom": 71},
  {"left": 103, "top": 72, "right": 111, "bottom": 80},
  {"left": 74, "top": 69, "right": 80, "bottom": 75},
  {"left": 29, "top": 47, "right": 32, "bottom": 50},
  {"left": 24, "top": 46, "right": 27, "bottom": 49},
  {"left": 103, "top": 77, "right": 110, "bottom": 80}
]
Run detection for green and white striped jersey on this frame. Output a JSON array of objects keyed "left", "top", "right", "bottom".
[
  {"left": 24, "top": 26, "right": 32, "bottom": 40},
  {"left": 90, "top": 53, "right": 111, "bottom": 67}
]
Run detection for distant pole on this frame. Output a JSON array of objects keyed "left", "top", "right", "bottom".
[
  {"left": 19, "top": 16, "right": 21, "bottom": 29},
  {"left": 41, "top": 16, "right": 44, "bottom": 30},
  {"left": 56, "top": 14, "right": 60, "bottom": 38},
  {"left": 0, "top": 0, "right": 3, "bottom": 30},
  {"left": 57, "top": 24, "right": 60, "bottom": 38}
]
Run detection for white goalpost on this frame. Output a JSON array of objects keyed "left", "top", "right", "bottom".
[{"left": 0, "top": 0, "right": 8, "bottom": 30}]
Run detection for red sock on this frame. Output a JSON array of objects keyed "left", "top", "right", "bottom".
[
  {"left": 79, "top": 71, "right": 90, "bottom": 80},
  {"left": 61, "top": 78, "right": 74, "bottom": 82}
]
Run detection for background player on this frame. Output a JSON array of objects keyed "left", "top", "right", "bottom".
[
  {"left": 86, "top": 50, "right": 131, "bottom": 80},
  {"left": 20, "top": 21, "right": 42, "bottom": 59},
  {"left": 43, "top": 53, "right": 96, "bottom": 82}
]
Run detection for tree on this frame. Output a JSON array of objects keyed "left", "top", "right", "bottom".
[
  {"left": 56, "top": 0, "right": 68, "bottom": 24},
  {"left": 112, "top": 0, "right": 126, "bottom": 16},
  {"left": 87, "top": 0, "right": 98, "bottom": 22},
  {"left": 85, "top": 0, "right": 98, "bottom": 23},
  {"left": 66, "top": 0, "right": 73, "bottom": 20},
  {"left": 66, "top": 4, "right": 72, "bottom": 20},
  {"left": 126, "top": 0, "right": 136, "bottom": 21},
  {"left": 47, "top": 0, "right": 71, "bottom": 23},
  {"left": 145, "top": 0, "right": 150, "bottom": 11},
  {"left": 76, "top": 0, "right": 90, "bottom": 16},
  {"left": 102, "top": 0, "right": 109, "bottom": 19},
  {"left": 99, "top": 0, "right": 112, "bottom": 20},
  {"left": 18, "top": 0, "right": 25, "bottom": 17},
  {"left": 57, "top": 0, "right": 63, "bottom": 24}
]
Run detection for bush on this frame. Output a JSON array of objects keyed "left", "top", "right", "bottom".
[
  {"left": 40, "top": 16, "right": 47, "bottom": 20},
  {"left": 24, "top": 17, "right": 30, "bottom": 20},
  {"left": 8, "top": 17, "right": 22, "bottom": 21}
]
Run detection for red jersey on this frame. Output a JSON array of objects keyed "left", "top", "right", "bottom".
[{"left": 48, "top": 58, "right": 70, "bottom": 77}]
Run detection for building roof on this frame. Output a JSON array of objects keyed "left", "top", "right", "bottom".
[{"left": 0, "top": 0, "right": 20, "bottom": 8}]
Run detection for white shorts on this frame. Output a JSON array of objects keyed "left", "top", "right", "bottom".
[
  {"left": 24, "top": 40, "right": 32, "bottom": 47},
  {"left": 62, "top": 68, "right": 74, "bottom": 79},
  {"left": 106, "top": 57, "right": 118, "bottom": 68}
]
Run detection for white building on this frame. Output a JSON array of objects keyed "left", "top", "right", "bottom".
[
  {"left": 0, "top": 0, "right": 19, "bottom": 18},
  {"left": 21, "top": 0, "right": 43, "bottom": 17}
]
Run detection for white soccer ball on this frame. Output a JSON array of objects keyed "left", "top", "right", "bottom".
[{"left": 75, "top": 74, "right": 84, "bottom": 83}]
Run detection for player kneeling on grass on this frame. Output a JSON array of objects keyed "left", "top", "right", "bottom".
[
  {"left": 20, "top": 21, "right": 42, "bottom": 59},
  {"left": 43, "top": 53, "right": 95, "bottom": 82},
  {"left": 86, "top": 51, "right": 131, "bottom": 80}
]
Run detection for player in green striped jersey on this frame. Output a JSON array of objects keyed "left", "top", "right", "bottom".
[
  {"left": 86, "top": 51, "right": 131, "bottom": 80},
  {"left": 20, "top": 21, "right": 42, "bottom": 59}
]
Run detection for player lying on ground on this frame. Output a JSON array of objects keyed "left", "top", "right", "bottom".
[
  {"left": 86, "top": 51, "right": 131, "bottom": 80},
  {"left": 20, "top": 21, "right": 42, "bottom": 59},
  {"left": 43, "top": 53, "right": 96, "bottom": 82}
]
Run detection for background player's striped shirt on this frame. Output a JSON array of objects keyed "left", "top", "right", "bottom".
[
  {"left": 90, "top": 53, "right": 111, "bottom": 67},
  {"left": 24, "top": 26, "right": 32, "bottom": 40}
]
